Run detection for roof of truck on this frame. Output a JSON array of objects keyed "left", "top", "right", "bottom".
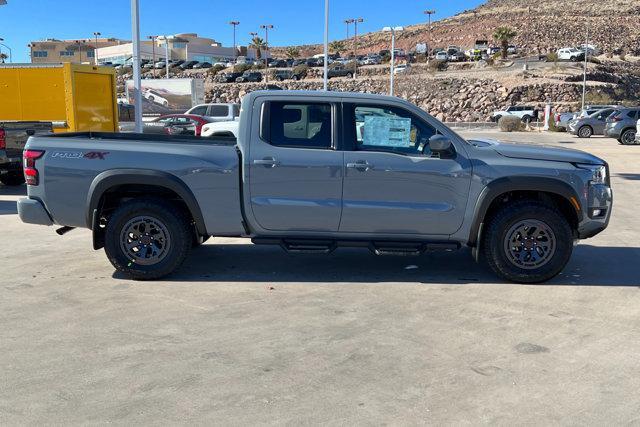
[{"left": 246, "top": 90, "right": 402, "bottom": 102}]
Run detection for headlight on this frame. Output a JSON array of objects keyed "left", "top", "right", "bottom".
[{"left": 577, "top": 164, "right": 607, "bottom": 184}]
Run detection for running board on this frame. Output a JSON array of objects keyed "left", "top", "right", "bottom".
[{"left": 251, "top": 237, "right": 459, "bottom": 256}]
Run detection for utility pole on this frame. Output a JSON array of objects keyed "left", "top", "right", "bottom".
[
  {"left": 130, "top": 0, "right": 143, "bottom": 133},
  {"left": 93, "top": 32, "right": 101, "bottom": 65},
  {"left": 260, "top": 24, "right": 273, "bottom": 83},
  {"left": 161, "top": 35, "right": 170, "bottom": 79},
  {"left": 581, "top": 21, "right": 589, "bottom": 112},
  {"left": 423, "top": 9, "right": 435, "bottom": 60},
  {"left": 383, "top": 26, "right": 404, "bottom": 96},
  {"left": 148, "top": 35, "right": 156, "bottom": 76},
  {"left": 323, "top": 0, "right": 329, "bottom": 91},
  {"left": 229, "top": 21, "right": 240, "bottom": 61},
  {"left": 75, "top": 40, "right": 85, "bottom": 63}
]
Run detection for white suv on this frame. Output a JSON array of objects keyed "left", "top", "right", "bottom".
[
  {"left": 491, "top": 105, "right": 536, "bottom": 123},
  {"left": 557, "top": 48, "right": 585, "bottom": 61}
]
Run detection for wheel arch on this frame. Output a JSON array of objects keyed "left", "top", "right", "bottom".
[
  {"left": 468, "top": 176, "right": 583, "bottom": 249},
  {"left": 87, "top": 169, "right": 207, "bottom": 249}
]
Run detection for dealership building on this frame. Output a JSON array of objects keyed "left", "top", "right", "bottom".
[
  {"left": 29, "top": 37, "right": 129, "bottom": 64},
  {"left": 96, "top": 33, "right": 259, "bottom": 65}
]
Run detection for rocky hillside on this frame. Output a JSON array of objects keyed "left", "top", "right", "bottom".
[{"left": 275, "top": 0, "right": 640, "bottom": 56}]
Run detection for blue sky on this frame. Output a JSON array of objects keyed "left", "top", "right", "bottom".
[{"left": 0, "top": 0, "right": 484, "bottom": 62}]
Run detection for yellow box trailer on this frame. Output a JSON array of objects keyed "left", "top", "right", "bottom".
[{"left": 0, "top": 62, "right": 118, "bottom": 132}]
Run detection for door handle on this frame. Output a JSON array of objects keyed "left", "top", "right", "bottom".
[
  {"left": 253, "top": 157, "right": 279, "bottom": 168},
  {"left": 346, "top": 161, "right": 372, "bottom": 171}
]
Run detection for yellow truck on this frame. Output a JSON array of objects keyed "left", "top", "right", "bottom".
[{"left": 0, "top": 63, "right": 119, "bottom": 185}]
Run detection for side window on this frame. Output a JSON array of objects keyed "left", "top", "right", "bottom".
[
  {"left": 353, "top": 105, "right": 436, "bottom": 156},
  {"left": 189, "top": 106, "right": 208, "bottom": 116},
  {"left": 627, "top": 110, "right": 639, "bottom": 119},
  {"left": 232, "top": 104, "right": 240, "bottom": 117},
  {"left": 264, "top": 101, "right": 332, "bottom": 149},
  {"left": 208, "top": 105, "right": 229, "bottom": 117}
]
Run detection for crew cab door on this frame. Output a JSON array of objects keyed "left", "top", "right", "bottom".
[
  {"left": 339, "top": 103, "right": 472, "bottom": 236},
  {"left": 248, "top": 100, "right": 343, "bottom": 232}
]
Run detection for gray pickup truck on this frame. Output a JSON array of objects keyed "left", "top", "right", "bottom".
[
  {"left": 18, "top": 91, "right": 613, "bottom": 283},
  {"left": 0, "top": 121, "right": 52, "bottom": 185}
]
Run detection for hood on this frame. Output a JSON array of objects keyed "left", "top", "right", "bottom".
[{"left": 468, "top": 138, "right": 603, "bottom": 165}]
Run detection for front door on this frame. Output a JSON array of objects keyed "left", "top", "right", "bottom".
[
  {"left": 340, "top": 103, "right": 472, "bottom": 236},
  {"left": 248, "top": 100, "right": 343, "bottom": 232}
]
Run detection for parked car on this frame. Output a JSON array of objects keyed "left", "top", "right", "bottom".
[
  {"left": 448, "top": 52, "right": 466, "bottom": 62},
  {"left": 393, "top": 64, "right": 410, "bottom": 74},
  {"left": 142, "top": 114, "right": 212, "bottom": 136},
  {"left": 142, "top": 90, "right": 170, "bottom": 107},
  {"left": 200, "top": 119, "right": 240, "bottom": 138},
  {"left": 0, "top": 122, "right": 52, "bottom": 185},
  {"left": 214, "top": 72, "right": 243, "bottom": 83},
  {"left": 170, "top": 60, "right": 185, "bottom": 68},
  {"left": 235, "top": 71, "right": 263, "bottom": 83},
  {"left": 327, "top": 65, "right": 354, "bottom": 79},
  {"left": 192, "top": 62, "right": 212, "bottom": 69},
  {"left": 268, "top": 59, "right": 287, "bottom": 68},
  {"left": 435, "top": 51, "right": 449, "bottom": 61},
  {"left": 577, "top": 105, "right": 618, "bottom": 118},
  {"left": 273, "top": 69, "right": 303, "bottom": 81},
  {"left": 604, "top": 107, "right": 640, "bottom": 144},
  {"left": 557, "top": 48, "right": 585, "bottom": 61},
  {"left": 185, "top": 103, "right": 240, "bottom": 122},
  {"left": 491, "top": 105, "right": 537, "bottom": 123},
  {"left": 18, "top": 90, "right": 613, "bottom": 284},
  {"left": 153, "top": 60, "right": 167, "bottom": 69},
  {"left": 567, "top": 108, "right": 616, "bottom": 138},
  {"left": 363, "top": 55, "right": 381, "bottom": 65},
  {"left": 180, "top": 61, "right": 199, "bottom": 70},
  {"left": 554, "top": 111, "right": 576, "bottom": 130}
]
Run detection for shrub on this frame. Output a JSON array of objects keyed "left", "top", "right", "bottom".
[
  {"left": 292, "top": 64, "right": 309, "bottom": 79},
  {"left": 209, "top": 64, "right": 225, "bottom": 75},
  {"left": 380, "top": 53, "right": 391, "bottom": 63},
  {"left": 619, "top": 53, "right": 626, "bottom": 61},
  {"left": 252, "top": 63, "right": 266, "bottom": 70},
  {"left": 233, "top": 64, "right": 252, "bottom": 73},
  {"left": 427, "top": 59, "right": 447, "bottom": 72},
  {"left": 545, "top": 52, "right": 558, "bottom": 63},
  {"left": 499, "top": 115, "right": 525, "bottom": 132}
]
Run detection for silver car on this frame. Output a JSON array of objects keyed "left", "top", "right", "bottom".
[{"left": 568, "top": 108, "right": 616, "bottom": 138}]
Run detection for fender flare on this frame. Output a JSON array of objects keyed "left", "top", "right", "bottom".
[
  {"left": 86, "top": 169, "right": 208, "bottom": 236},
  {"left": 468, "top": 176, "right": 583, "bottom": 248}
]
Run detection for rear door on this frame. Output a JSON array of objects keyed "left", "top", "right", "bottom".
[
  {"left": 248, "top": 100, "right": 343, "bottom": 232},
  {"left": 340, "top": 102, "right": 472, "bottom": 236}
]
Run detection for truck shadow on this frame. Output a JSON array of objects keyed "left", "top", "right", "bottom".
[
  {"left": 0, "top": 200, "right": 17, "bottom": 215},
  {"left": 0, "top": 184, "right": 26, "bottom": 196},
  {"left": 149, "top": 243, "right": 640, "bottom": 287}
]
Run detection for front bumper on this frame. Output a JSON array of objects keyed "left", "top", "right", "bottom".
[
  {"left": 17, "top": 198, "right": 54, "bottom": 226},
  {"left": 577, "top": 183, "right": 613, "bottom": 239}
]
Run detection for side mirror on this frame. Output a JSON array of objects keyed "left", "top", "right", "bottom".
[{"left": 429, "top": 135, "right": 456, "bottom": 158}]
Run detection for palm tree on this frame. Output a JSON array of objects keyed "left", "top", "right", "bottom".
[
  {"left": 285, "top": 47, "right": 300, "bottom": 59},
  {"left": 250, "top": 36, "right": 266, "bottom": 60},
  {"left": 329, "top": 41, "right": 345, "bottom": 57},
  {"left": 0, "top": 53, "right": 7, "bottom": 63},
  {"left": 493, "top": 27, "right": 517, "bottom": 59}
]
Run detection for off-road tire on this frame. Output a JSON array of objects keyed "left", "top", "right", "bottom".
[
  {"left": 104, "top": 198, "right": 192, "bottom": 280},
  {"left": 0, "top": 172, "right": 25, "bottom": 186},
  {"left": 521, "top": 115, "right": 532, "bottom": 124},
  {"left": 620, "top": 129, "right": 638, "bottom": 145},
  {"left": 577, "top": 125, "right": 593, "bottom": 138},
  {"left": 347, "top": 73, "right": 353, "bottom": 79},
  {"left": 482, "top": 201, "right": 573, "bottom": 283}
]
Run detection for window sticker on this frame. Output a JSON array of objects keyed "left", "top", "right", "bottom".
[{"left": 362, "top": 116, "right": 412, "bottom": 147}]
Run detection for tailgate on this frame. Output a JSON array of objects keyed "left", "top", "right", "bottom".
[{"left": 1, "top": 121, "right": 53, "bottom": 157}]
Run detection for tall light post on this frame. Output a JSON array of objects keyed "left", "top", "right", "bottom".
[
  {"left": 130, "top": 0, "right": 143, "bottom": 133},
  {"left": 158, "top": 35, "right": 172, "bottom": 79},
  {"left": 260, "top": 24, "right": 273, "bottom": 83},
  {"left": 148, "top": 35, "right": 157, "bottom": 76},
  {"left": 353, "top": 18, "right": 363, "bottom": 78},
  {"left": 383, "top": 26, "right": 404, "bottom": 96},
  {"left": 0, "top": 38, "right": 12, "bottom": 63},
  {"left": 323, "top": 0, "right": 329, "bottom": 91},
  {"left": 92, "top": 31, "right": 101, "bottom": 65},
  {"left": 581, "top": 21, "right": 589, "bottom": 112},
  {"left": 74, "top": 40, "right": 86, "bottom": 63},
  {"left": 229, "top": 21, "right": 240, "bottom": 61},
  {"left": 423, "top": 9, "right": 435, "bottom": 60},
  {"left": 344, "top": 19, "right": 353, "bottom": 42},
  {"left": 249, "top": 31, "right": 258, "bottom": 63}
]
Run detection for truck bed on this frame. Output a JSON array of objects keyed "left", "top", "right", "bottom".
[{"left": 24, "top": 132, "right": 245, "bottom": 236}]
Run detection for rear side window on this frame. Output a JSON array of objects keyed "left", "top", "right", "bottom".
[
  {"left": 232, "top": 104, "right": 240, "bottom": 117},
  {"left": 627, "top": 110, "right": 640, "bottom": 119},
  {"left": 262, "top": 101, "right": 332, "bottom": 149},
  {"left": 208, "top": 105, "right": 229, "bottom": 117},
  {"left": 189, "top": 106, "right": 207, "bottom": 116}
]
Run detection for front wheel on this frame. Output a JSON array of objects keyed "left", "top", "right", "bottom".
[
  {"left": 482, "top": 201, "right": 573, "bottom": 283},
  {"left": 577, "top": 125, "right": 593, "bottom": 138},
  {"left": 104, "top": 198, "right": 192, "bottom": 280}
]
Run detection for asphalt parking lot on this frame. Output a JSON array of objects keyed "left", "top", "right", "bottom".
[{"left": 1, "top": 131, "right": 640, "bottom": 424}]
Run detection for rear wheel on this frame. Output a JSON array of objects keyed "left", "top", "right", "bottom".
[
  {"left": 482, "top": 201, "right": 573, "bottom": 283},
  {"left": 104, "top": 198, "right": 192, "bottom": 280},
  {"left": 620, "top": 129, "right": 638, "bottom": 145},
  {"left": 521, "top": 115, "right": 532, "bottom": 124},
  {"left": 0, "top": 172, "right": 25, "bottom": 186},
  {"left": 577, "top": 125, "right": 593, "bottom": 138}
]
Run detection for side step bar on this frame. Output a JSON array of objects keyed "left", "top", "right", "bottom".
[{"left": 251, "top": 237, "right": 460, "bottom": 256}]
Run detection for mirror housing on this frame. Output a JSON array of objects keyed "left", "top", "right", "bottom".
[{"left": 429, "top": 135, "right": 456, "bottom": 158}]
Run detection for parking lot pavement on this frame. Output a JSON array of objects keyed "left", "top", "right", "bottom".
[{"left": 1, "top": 131, "right": 640, "bottom": 424}]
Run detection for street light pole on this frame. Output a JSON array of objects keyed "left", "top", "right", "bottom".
[
  {"left": 423, "top": 9, "right": 435, "bottom": 60},
  {"left": 353, "top": 18, "right": 363, "bottom": 79},
  {"left": 581, "top": 21, "right": 589, "bottom": 112},
  {"left": 260, "top": 24, "right": 273, "bottom": 83},
  {"left": 383, "top": 26, "right": 404, "bottom": 96},
  {"left": 229, "top": 21, "right": 240, "bottom": 61},
  {"left": 0, "top": 38, "right": 12, "bottom": 63},
  {"left": 162, "top": 35, "right": 171, "bottom": 79},
  {"left": 93, "top": 31, "right": 101, "bottom": 65},
  {"left": 130, "top": 0, "right": 143, "bottom": 133},
  {"left": 344, "top": 19, "right": 353, "bottom": 42},
  {"left": 148, "top": 35, "right": 156, "bottom": 77},
  {"left": 323, "top": 0, "right": 329, "bottom": 91}
]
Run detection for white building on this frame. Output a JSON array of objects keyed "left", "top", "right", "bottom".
[{"left": 96, "top": 33, "right": 261, "bottom": 65}]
